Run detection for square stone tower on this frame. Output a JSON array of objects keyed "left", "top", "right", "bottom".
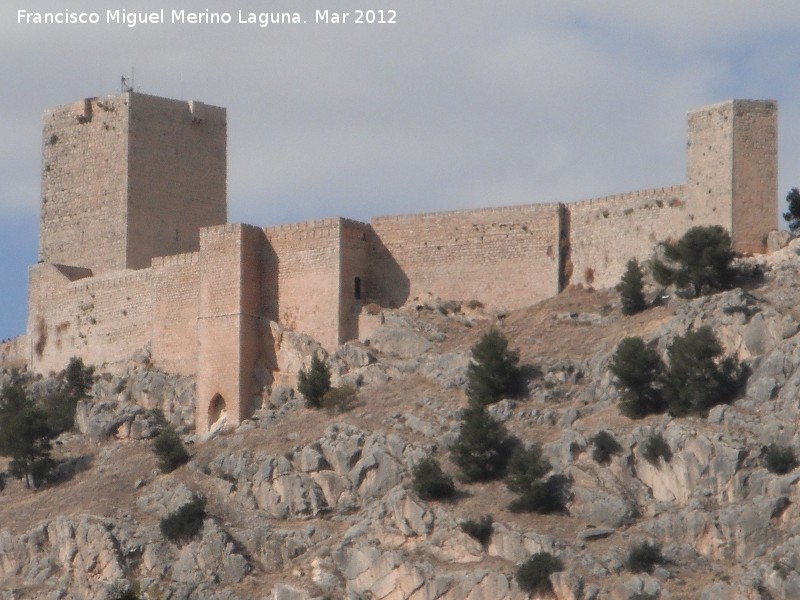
[
  {"left": 686, "top": 99, "right": 777, "bottom": 253},
  {"left": 39, "top": 92, "right": 227, "bottom": 273}
]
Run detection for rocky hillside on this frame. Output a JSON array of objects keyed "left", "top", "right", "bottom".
[{"left": 4, "top": 238, "right": 800, "bottom": 599}]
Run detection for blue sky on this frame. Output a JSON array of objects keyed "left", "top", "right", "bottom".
[{"left": 2, "top": 1, "right": 800, "bottom": 342}]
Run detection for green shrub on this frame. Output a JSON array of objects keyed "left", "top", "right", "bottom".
[
  {"left": 516, "top": 552, "right": 564, "bottom": 595},
  {"left": 505, "top": 443, "right": 551, "bottom": 493},
  {"left": 630, "top": 593, "right": 659, "bottom": 600},
  {"left": 321, "top": 385, "right": 357, "bottom": 414},
  {"left": 41, "top": 389, "right": 77, "bottom": 435},
  {"left": 652, "top": 225, "right": 735, "bottom": 295},
  {"left": 662, "top": 326, "right": 746, "bottom": 417},
  {"left": 298, "top": 354, "right": 331, "bottom": 408},
  {"left": 412, "top": 457, "right": 455, "bottom": 500},
  {"left": 610, "top": 337, "right": 666, "bottom": 418},
  {"left": 508, "top": 474, "right": 570, "bottom": 514},
  {"left": 626, "top": 541, "right": 665, "bottom": 573},
  {"left": 460, "top": 514, "right": 493, "bottom": 547},
  {"left": 618, "top": 259, "right": 647, "bottom": 315},
  {"left": 450, "top": 405, "right": 518, "bottom": 482},
  {"left": 764, "top": 444, "right": 798, "bottom": 474},
  {"left": 642, "top": 434, "right": 671, "bottom": 466},
  {"left": 153, "top": 427, "right": 190, "bottom": 473},
  {"left": 160, "top": 496, "right": 206, "bottom": 543},
  {"left": 590, "top": 430, "right": 622, "bottom": 464},
  {"left": 466, "top": 329, "right": 526, "bottom": 406},
  {"left": 109, "top": 582, "right": 142, "bottom": 600}
]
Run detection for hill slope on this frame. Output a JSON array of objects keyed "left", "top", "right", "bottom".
[{"left": 3, "top": 241, "right": 800, "bottom": 599}]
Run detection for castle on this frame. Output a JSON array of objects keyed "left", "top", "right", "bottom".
[{"left": 0, "top": 93, "right": 778, "bottom": 433}]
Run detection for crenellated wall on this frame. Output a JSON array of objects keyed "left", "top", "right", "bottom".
[
  {"left": 369, "top": 203, "right": 562, "bottom": 311},
  {"left": 12, "top": 93, "right": 780, "bottom": 434},
  {"left": 565, "top": 186, "right": 689, "bottom": 290}
]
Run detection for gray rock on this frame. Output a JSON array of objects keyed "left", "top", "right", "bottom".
[
  {"left": 767, "top": 229, "right": 792, "bottom": 252},
  {"left": 366, "top": 320, "right": 434, "bottom": 358},
  {"left": 269, "top": 585, "right": 311, "bottom": 600},
  {"left": 335, "top": 342, "right": 376, "bottom": 369},
  {"left": 488, "top": 399, "right": 516, "bottom": 422},
  {"left": 269, "top": 385, "right": 294, "bottom": 408},
  {"left": 578, "top": 527, "right": 615, "bottom": 542},
  {"left": 570, "top": 487, "right": 637, "bottom": 528}
]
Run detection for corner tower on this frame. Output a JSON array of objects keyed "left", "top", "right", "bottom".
[
  {"left": 686, "top": 99, "right": 777, "bottom": 253},
  {"left": 39, "top": 92, "right": 227, "bottom": 273}
]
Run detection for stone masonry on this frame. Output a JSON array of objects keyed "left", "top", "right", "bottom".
[{"left": 1, "top": 93, "right": 779, "bottom": 433}]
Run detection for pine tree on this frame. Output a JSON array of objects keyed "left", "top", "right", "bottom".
[
  {"left": 618, "top": 259, "right": 646, "bottom": 315},
  {"left": 652, "top": 225, "right": 735, "bottom": 295},
  {"left": 610, "top": 337, "right": 666, "bottom": 418},
  {"left": 662, "top": 326, "right": 745, "bottom": 416},
  {"left": 297, "top": 354, "right": 331, "bottom": 408},
  {"left": 450, "top": 404, "right": 517, "bottom": 482},
  {"left": 784, "top": 187, "right": 800, "bottom": 232},
  {"left": 0, "top": 406, "right": 54, "bottom": 489},
  {"left": 0, "top": 372, "right": 55, "bottom": 488},
  {"left": 412, "top": 457, "right": 455, "bottom": 500},
  {"left": 466, "top": 329, "right": 525, "bottom": 406}
]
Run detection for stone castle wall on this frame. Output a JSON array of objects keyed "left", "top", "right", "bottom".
[
  {"left": 686, "top": 100, "right": 778, "bottom": 252},
  {"left": 197, "top": 224, "right": 264, "bottom": 434},
  {"left": 565, "top": 186, "right": 689, "bottom": 290},
  {"left": 126, "top": 94, "right": 227, "bottom": 269},
  {"left": 0, "top": 335, "right": 29, "bottom": 370},
  {"left": 151, "top": 252, "right": 202, "bottom": 376},
  {"left": 11, "top": 93, "right": 779, "bottom": 434},
  {"left": 368, "top": 203, "right": 562, "bottom": 311},
  {"left": 40, "top": 96, "right": 130, "bottom": 273},
  {"left": 27, "top": 264, "right": 156, "bottom": 374},
  {"left": 262, "top": 219, "right": 345, "bottom": 352},
  {"left": 39, "top": 92, "right": 227, "bottom": 275}
]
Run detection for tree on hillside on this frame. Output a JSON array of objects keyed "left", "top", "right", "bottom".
[
  {"left": 610, "top": 337, "right": 666, "bottom": 419},
  {"left": 65, "top": 356, "right": 94, "bottom": 400},
  {"left": 466, "top": 329, "right": 526, "bottom": 406},
  {"left": 0, "top": 369, "right": 27, "bottom": 416},
  {"left": 43, "top": 357, "right": 96, "bottom": 434},
  {"left": 450, "top": 404, "right": 518, "bottom": 482},
  {"left": 153, "top": 426, "right": 191, "bottom": 473},
  {"left": 0, "top": 369, "right": 58, "bottom": 488},
  {"left": 784, "top": 188, "right": 800, "bottom": 232},
  {"left": 298, "top": 354, "right": 331, "bottom": 408},
  {"left": 651, "top": 225, "right": 735, "bottom": 296},
  {"left": 504, "top": 443, "right": 570, "bottom": 514},
  {"left": 618, "top": 259, "right": 647, "bottom": 315},
  {"left": 662, "top": 326, "right": 746, "bottom": 416},
  {"left": 0, "top": 405, "right": 55, "bottom": 488}
]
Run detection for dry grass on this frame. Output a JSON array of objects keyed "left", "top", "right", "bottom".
[{"left": 0, "top": 285, "right": 738, "bottom": 597}]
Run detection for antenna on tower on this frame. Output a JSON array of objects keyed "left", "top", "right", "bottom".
[{"left": 121, "top": 68, "right": 135, "bottom": 92}]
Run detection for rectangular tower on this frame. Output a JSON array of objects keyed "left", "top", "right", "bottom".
[
  {"left": 686, "top": 99, "right": 777, "bottom": 253},
  {"left": 197, "top": 224, "right": 265, "bottom": 434},
  {"left": 39, "top": 92, "right": 227, "bottom": 274}
]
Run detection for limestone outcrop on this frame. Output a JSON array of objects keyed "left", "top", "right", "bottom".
[{"left": 7, "top": 240, "right": 800, "bottom": 598}]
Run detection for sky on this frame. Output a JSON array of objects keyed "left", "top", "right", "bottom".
[{"left": 2, "top": 1, "right": 800, "bottom": 341}]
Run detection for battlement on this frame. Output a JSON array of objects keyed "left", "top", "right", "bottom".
[{"left": 565, "top": 185, "right": 686, "bottom": 211}]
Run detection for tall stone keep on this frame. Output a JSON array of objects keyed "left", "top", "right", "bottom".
[
  {"left": 686, "top": 99, "right": 777, "bottom": 253},
  {"left": 39, "top": 92, "right": 227, "bottom": 274}
]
